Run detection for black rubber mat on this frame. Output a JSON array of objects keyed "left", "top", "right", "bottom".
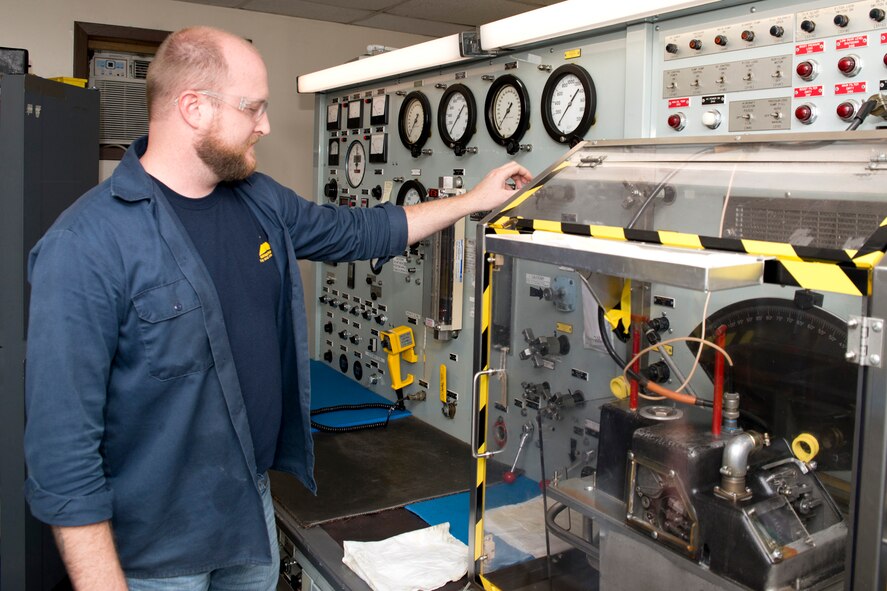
[{"left": 271, "top": 416, "right": 507, "bottom": 527}]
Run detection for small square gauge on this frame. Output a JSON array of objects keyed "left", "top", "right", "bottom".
[
  {"left": 326, "top": 103, "right": 340, "bottom": 131},
  {"left": 328, "top": 138, "right": 340, "bottom": 166},
  {"left": 369, "top": 133, "right": 388, "bottom": 164},
  {"left": 347, "top": 100, "right": 363, "bottom": 128},
  {"left": 370, "top": 95, "right": 389, "bottom": 125}
]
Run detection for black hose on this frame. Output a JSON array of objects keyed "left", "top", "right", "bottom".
[
  {"left": 597, "top": 306, "right": 646, "bottom": 385},
  {"left": 310, "top": 401, "right": 403, "bottom": 433},
  {"left": 846, "top": 98, "right": 878, "bottom": 130}
]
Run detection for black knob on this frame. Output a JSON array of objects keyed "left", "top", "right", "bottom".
[
  {"left": 375, "top": 314, "right": 388, "bottom": 326},
  {"left": 714, "top": 34, "right": 728, "bottom": 47},
  {"left": 329, "top": 298, "right": 339, "bottom": 307},
  {"left": 338, "top": 302, "right": 348, "bottom": 311},
  {"left": 370, "top": 292, "right": 378, "bottom": 301},
  {"left": 324, "top": 321, "right": 333, "bottom": 334},
  {"left": 363, "top": 309, "right": 373, "bottom": 320},
  {"left": 318, "top": 295, "right": 329, "bottom": 304},
  {"left": 338, "top": 329, "right": 351, "bottom": 340},
  {"left": 350, "top": 306, "right": 361, "bottom": 316},
  {"left": 323, "top": 179, "right": 338, "bottom": 200},
  {"left": 453, "top": 144, "right": 466, "bottom": 156},
  {"left": 323, "top": 350, "right": 333, "bottom": 362},
  {"left": 350, "top": 334, "right": 362, "bottom": 345},
  {"left": 801, "top": 20, "right": 816, "bottom": 33},
  {"left": 371, "top": 185, "right": 382, "bottom": 200},
  {"left": 770, "top": 25, "right": 784, "bottom": 37},
  {"left": 665, "top": 43, "right": 678, "bottom": 54},
  {"left": 834, "top": 14, "right": 849, "bottom": 27},
  {"left": 871, "top": 8, "right": 885, "bottom": 22}
]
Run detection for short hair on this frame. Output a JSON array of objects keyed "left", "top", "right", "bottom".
[{"left": 146, "top": 27, "right": 229, "bottom": 119}]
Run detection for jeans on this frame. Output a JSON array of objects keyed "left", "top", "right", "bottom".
[{"left": 127, "top": 473, "right": 279, "bottom": 591}]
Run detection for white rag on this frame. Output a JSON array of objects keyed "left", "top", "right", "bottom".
[{"left": 342, "top": 522, "right": 469, "bottom": 591}]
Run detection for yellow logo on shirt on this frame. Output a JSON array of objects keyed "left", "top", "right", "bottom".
[{"left": 259, "top": 241, "right": 273, "bottom": 262}]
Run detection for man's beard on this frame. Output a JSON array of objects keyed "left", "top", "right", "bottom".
[{"left": 195, "top": 124, "right": 257, "bottom": 182}]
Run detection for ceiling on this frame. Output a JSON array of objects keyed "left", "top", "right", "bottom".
[{"left": 177, "top": 0, "right": 562, "bottom": 38}]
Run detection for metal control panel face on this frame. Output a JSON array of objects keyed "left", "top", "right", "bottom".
[{"left": 655, "top": 0, "right": 887, "bottom": 135}]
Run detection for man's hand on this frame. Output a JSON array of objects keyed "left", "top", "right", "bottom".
[
  {"left": 53, "top": 522, "right": 127, "bottom": 590},
  {"left": 404, "top": 161, "right": 533, "bottom": 244}
]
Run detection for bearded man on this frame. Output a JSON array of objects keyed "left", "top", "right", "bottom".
[{"left": 23, "top": 26, "right": 531, "bottom": 591}]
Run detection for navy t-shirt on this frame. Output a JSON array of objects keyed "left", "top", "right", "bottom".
[{"left": 156, "top": 179, "right": 283, "bottom": 473}]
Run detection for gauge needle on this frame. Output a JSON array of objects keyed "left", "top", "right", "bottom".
[
  {"left": 557, "top": 89, "right": 580, "bottom": 127},
  {"left": 448, "top": 105, "right": 465, "bottom": 135},
  {"left": 498, "top": 102, "right": 513, "bottom": 127},
  {"left": 409, "top": 113, "right": 419, "bottom": 135}
]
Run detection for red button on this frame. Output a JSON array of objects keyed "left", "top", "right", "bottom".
[
  {"left": 883, "top": 53, "right": 887, "bottom": 67},
  {"left": 689, "top": 39, "right": 702, "bottom": 50},
  {"left": 667, "top": 114, "right": 684, "bottom": 130},
  {"left": 836, "top": 102, "right": 856, "bottom": 120},
  {"left": 796, "top": 61, "right": 814, "bottom": 79},
  {"left": 838, "top": 56, "right": 857, "bottom": 74},
  {"left": 795, "top": 105, "right": 813, "bottom": 122}
]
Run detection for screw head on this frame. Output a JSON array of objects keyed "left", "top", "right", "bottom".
[
  {"left": 870, "top": 354, "right": 881, "bottom": 365},
  {"left": 848, "top": 318, "right": 859, "bottom": 328},
  {"left": 873, "top": 321, "right": 883, "bottom": 332},
  {"left": 846, "top": 351, "right": 858, "bottom": 361}
]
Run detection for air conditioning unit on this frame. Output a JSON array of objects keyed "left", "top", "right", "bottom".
[{"left": 89, "top": 51, "right": 152, "bottom": 145}]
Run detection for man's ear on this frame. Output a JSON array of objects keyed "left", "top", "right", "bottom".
[{"left": 175, "top": 90, "right": 210, "bottom": 130}]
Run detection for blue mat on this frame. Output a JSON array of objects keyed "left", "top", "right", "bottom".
[
  {"left": 310, "top": 360, "right": 410, "bottom": 430},
  {"left": 405, "top": 475, "right": 540, "bottom": 544}
]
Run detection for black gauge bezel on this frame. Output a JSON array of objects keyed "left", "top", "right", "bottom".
[
  {"left": 352, "top": 360, "right": 364, "bottom": 381},
  {"left": 345, "top": 140, "right": 366, "bottom": 188},
  {"left": 541, "top": 64, "right": 597, "bottom": 146},
  {"left": 327, "top": 137, "right": 340, "bottom": 166},
  {"left": 398, "top": 91, "right": 432, "bottom": 157},
  {"left": 368, "top": 133, "right": 388, "bottom": 164},
  {"left": 484, "top": 74, "right": 531, "bottom": 154},
  {"left": 347, "top": 99, "right": 364, "bottom": 129},
  {"left": 396, "top": 179, "right": 427, "bottom": 206},
  {"left": 437, "top": 84, "right": 477, "bottom": 155},
  {"left": 326, "top": 102, "right": 341, "bottom": 131},
  {"left": 370, "top": 94, "right": 389, "bottom": 125}
]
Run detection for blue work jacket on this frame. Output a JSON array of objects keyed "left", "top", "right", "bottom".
[{"left": 23, "top": 136, "right": 408, "bottom": 576}]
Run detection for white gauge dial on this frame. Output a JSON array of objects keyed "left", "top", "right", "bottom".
[
  {"left": 402, "top": 99, "right": 426, "bottom": 143},
  {"left": 443, "top": 92, "right": 469, "bottom": 142},
  {"left": 370, "top": 133, "right": 385, "bottom": 155},
  {"left": 329, "top": 140, "right": 340, "bottom": 156},
  {"left": 346, "top": 141, "right": 366, "bottom": 188},
  {"left": 372, "top": 96, "right": 387, "bottom": 117},
  {"left": 492, "top": 85, "right": 522, "bottom": 138},
  {"left": 327, "top": 104, "right": 339, "bottom": 124},
  {"left": 402, "top": 188, "right": 422, "bottom": 206},
  {"left": 348, "top": 100, "right": 361, "bottom": 119},
  {"left": 549, "top": 73, "right": 586, "bottom": 135}
]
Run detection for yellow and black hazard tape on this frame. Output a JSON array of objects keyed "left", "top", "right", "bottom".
[{"left": 486, "top": 218, "right": 877, "bottom": 297}]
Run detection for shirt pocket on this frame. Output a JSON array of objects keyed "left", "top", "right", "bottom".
[{"left": 131, "top": 279, "right": 214, "bottom": 380}]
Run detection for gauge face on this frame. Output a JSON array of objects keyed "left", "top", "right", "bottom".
[
  {"left": 437, "top": 84, "right": 476, "bottom": 151},
  {"left": 369, "top": 133, "right": 387, "bottom": 164},
  {"left": 327, "top": 138, "right": 340, "bottom": 167},
  {"left": 370, "top": 95, "right": 389, "bottom": 125},
  {"left": 347, "top": 100, "right": 363, "bottom": 128},
  {"left": 541, "top": 64, "right": 596, "bottom": 144},
  {"left": 484, "top": 75, "right": 530, "bottom": 153},
  {"left": 395, "top": 179, "right": 427, "bottom": 207},
  {"left": 397, "top": 91, "right": 431, "bottom": 156},
  {"left": 326, "top": 103, "right": 340, "bottom": 131},
  {"left": 345, "top": 140, "right": 366, "bottom": 188}
]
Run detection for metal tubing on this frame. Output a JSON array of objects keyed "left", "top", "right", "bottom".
[{"left": 712, "top": 324, "right": 727, "bottom": 436}]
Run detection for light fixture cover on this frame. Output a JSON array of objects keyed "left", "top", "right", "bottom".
[
  {"left": 297, "top": 34, "right": 468, "bottom": 93},
  {"left": 479, "top": 0, "right": 721, "bottom": 51}
]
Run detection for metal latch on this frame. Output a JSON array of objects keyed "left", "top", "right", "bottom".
[
  {"left": 868, "top": 153, "right": 887, "bottom": 171},
  {"left": 578, "top": 155, "right": 606, "bottom": 168},
  {"left": 846, "top": 315, "right": 884, "bottom": 367}
]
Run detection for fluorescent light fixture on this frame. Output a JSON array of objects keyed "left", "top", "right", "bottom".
[
  {"left": 479, "top": 0, "right": 722, "bottom": 51},
  {"left": 297, "top": 34, "right": 469, "bottom": 93}
]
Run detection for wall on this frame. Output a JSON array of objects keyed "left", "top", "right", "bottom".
[{"left": 1, "top": 0, "right": 432, "bottom": 354}]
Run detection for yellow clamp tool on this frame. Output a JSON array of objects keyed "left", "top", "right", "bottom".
[
  {"left": 791, "top": 432, "right": 820, "bottom": 463},
  {"left": 380, "top": 325, "right": 418, "bottom": 391}
]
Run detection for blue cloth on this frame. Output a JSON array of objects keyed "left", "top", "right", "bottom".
[
  {"left": 309, "top": 360, "right": 410, "bottom": 429},
  {"left": 24, "top": 136, "right": 408, "bottom": 577},
  {"left": 127, "top": 473, "right": 279, "bottom": 591},
  {"left": 160, "top": 180, "right": 283, "bottom": 473}
]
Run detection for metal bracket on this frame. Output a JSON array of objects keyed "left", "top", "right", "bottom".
[
  {"left": 846, "top": 315, "right": 884, "bottom": 367},
  {"left": 459, "top": 31, "right": 499, "bottom": 58},
  {"left": 578, "top": 155, "right": 607, "bottom": 168}
]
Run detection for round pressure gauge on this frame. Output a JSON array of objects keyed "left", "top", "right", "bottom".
[
  {"left": 484, "top": 74, "right": 530, "bottom": 155},
  {"left": 396, "top": 179, "right": 427, "bottom": 206},
  {"left": 398, "top": 91, "right": 432, "bottom": 157},
  {"left": 541, "top": 64, "right": 596, "bottom": 145},
  {"left": 437, "top": 84, "right": 477, "bottom": 156},
  {"left": 345, "top": 140, "right": 366, "bottom": 188}
]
